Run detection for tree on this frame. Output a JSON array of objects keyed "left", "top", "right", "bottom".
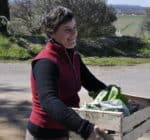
[
  {"left": 57, "top": 0, "right": 117, "bottom": 38},
  {"left": 0, "top": 0, "right": 10, "bottom": 34},
  {"left": 9, "top": 0, "right": 117, "bottom": 38},
  {"left": 9, "top": 0, "right": 34, "bottom": 34}
]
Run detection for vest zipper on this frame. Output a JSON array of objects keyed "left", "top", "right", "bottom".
[{"left": 64, "top": 49, "right": 78, "bottom": 81}]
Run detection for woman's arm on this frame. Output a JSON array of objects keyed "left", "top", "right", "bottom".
[{"left": 80, "top": 57, "right": 107, "bottom": 92}]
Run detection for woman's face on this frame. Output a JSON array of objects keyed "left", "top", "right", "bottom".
[{"left": 51, "top": 18, "right": 77, "bottom": 48}]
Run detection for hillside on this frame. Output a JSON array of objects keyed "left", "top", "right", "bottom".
[
  {"left": 114, "top": 15, "right": 144, "bottom": 36},
  {"left": 110, "top": 4, "right": 146, "bottom": 16}
]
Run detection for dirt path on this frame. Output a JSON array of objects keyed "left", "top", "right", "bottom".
[{"left": 0, "top": 63, "right": 150, "bottom": 140}]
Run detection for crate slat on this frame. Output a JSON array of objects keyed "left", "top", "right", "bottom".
[
  {"left": 122, "top": 118, "right": 150, "bottom": 140},
  {"left": 69, "top": 132, "right": 122, "bottom": 140},
  {"left": 73, "top": 108, "right": 123, "bottom": 132},
  {"left": 122, "top": 106, "right": 150, "bottom": 133}
]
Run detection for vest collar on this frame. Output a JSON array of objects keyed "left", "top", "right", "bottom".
[
  {"left": 45, "top": 38, "right": 77, "bottom": 55},
  {"left": 45, "top": 39, "right": 65, "bottom": 55}
]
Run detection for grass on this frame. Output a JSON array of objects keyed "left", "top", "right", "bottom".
[
  {"left": 0, "top": 35, "right": 43, "bottom": 60},
  {"left": 82, "top": 57, "right": 150, "bottom": 66},
  {"left": 114, "top": 15, "right": 144, "bottom": 36},
  {"left": 138, "top": 43, "right": 150, "bottom": 57},
  {"left": 142, "top": 34, "right": 150, "bottom": 41},
  {"left": 0, "top": 35, "right": 12, "bottom": 48}
]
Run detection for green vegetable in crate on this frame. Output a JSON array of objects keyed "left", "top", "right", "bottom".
[
  {"left": 89, "top": 85, "right": 129, "bottom": 107},
  {"left": 107, "top": 85, "right": 129, "bottom": 107},
  {"left": 91, "top": 89, "right": 109, "bottom": 104},
  {"left": 85, "top": 85, "right": 130, "bottom": 116},
  {"left": 88, "top": 88, "right": 109, "bottom": 100}
]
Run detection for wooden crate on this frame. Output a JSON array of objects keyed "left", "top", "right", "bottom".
[{"left": 70, "top": 96, "right": 150, "bottom": 140}]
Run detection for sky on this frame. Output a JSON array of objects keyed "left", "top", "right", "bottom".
[{"left": 107, "top": 0, "right": 150, "bottom": 7}]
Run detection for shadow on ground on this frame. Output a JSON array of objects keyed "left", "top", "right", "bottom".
[
  {"left": 0, "top": 99, "right": 31, "bottom": 130},
  {"left": 0, "top": 86, "right": 29, "bottom": 93},
  {"left": 0, "top": 84, "right": 30, "bottom": 93}
]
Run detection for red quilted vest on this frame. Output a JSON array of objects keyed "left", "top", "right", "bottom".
[{"left": 29, "top": 41, "right": 81, "bottom": 129}]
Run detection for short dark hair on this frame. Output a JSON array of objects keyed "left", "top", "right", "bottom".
[{"left": 42, "top": 6, "right": 74, "bottom": 37}]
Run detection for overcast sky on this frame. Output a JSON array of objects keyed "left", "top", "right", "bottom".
[{"left": 107, "top": 0, "right": 150, "bottom": 7}]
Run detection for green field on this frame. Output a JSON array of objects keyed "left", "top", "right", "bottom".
[{"left": 114, "top": 15, "right": 144, "bottom": 37}]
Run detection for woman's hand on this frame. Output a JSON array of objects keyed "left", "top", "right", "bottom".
[{"left": 88, "top": 125, "right": 105, "bottom": 140}]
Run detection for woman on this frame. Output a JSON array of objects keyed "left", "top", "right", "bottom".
[{"left": 26, "top": 6, "right": 107, "bottom": 140}]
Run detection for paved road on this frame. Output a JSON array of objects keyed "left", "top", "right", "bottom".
[
  {"left": 0, "top": 62, "right": 150, "bottom": 98},
  {"left": 0, "top": 62, "right": 150, "bottom": 140}
]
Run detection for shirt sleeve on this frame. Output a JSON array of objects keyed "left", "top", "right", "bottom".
[
  {"left": 32, "top": 58, "right": 94, "bottom": 139},
  {"left": 80, "top": 57, "right": 107, "bottom": 92}
]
